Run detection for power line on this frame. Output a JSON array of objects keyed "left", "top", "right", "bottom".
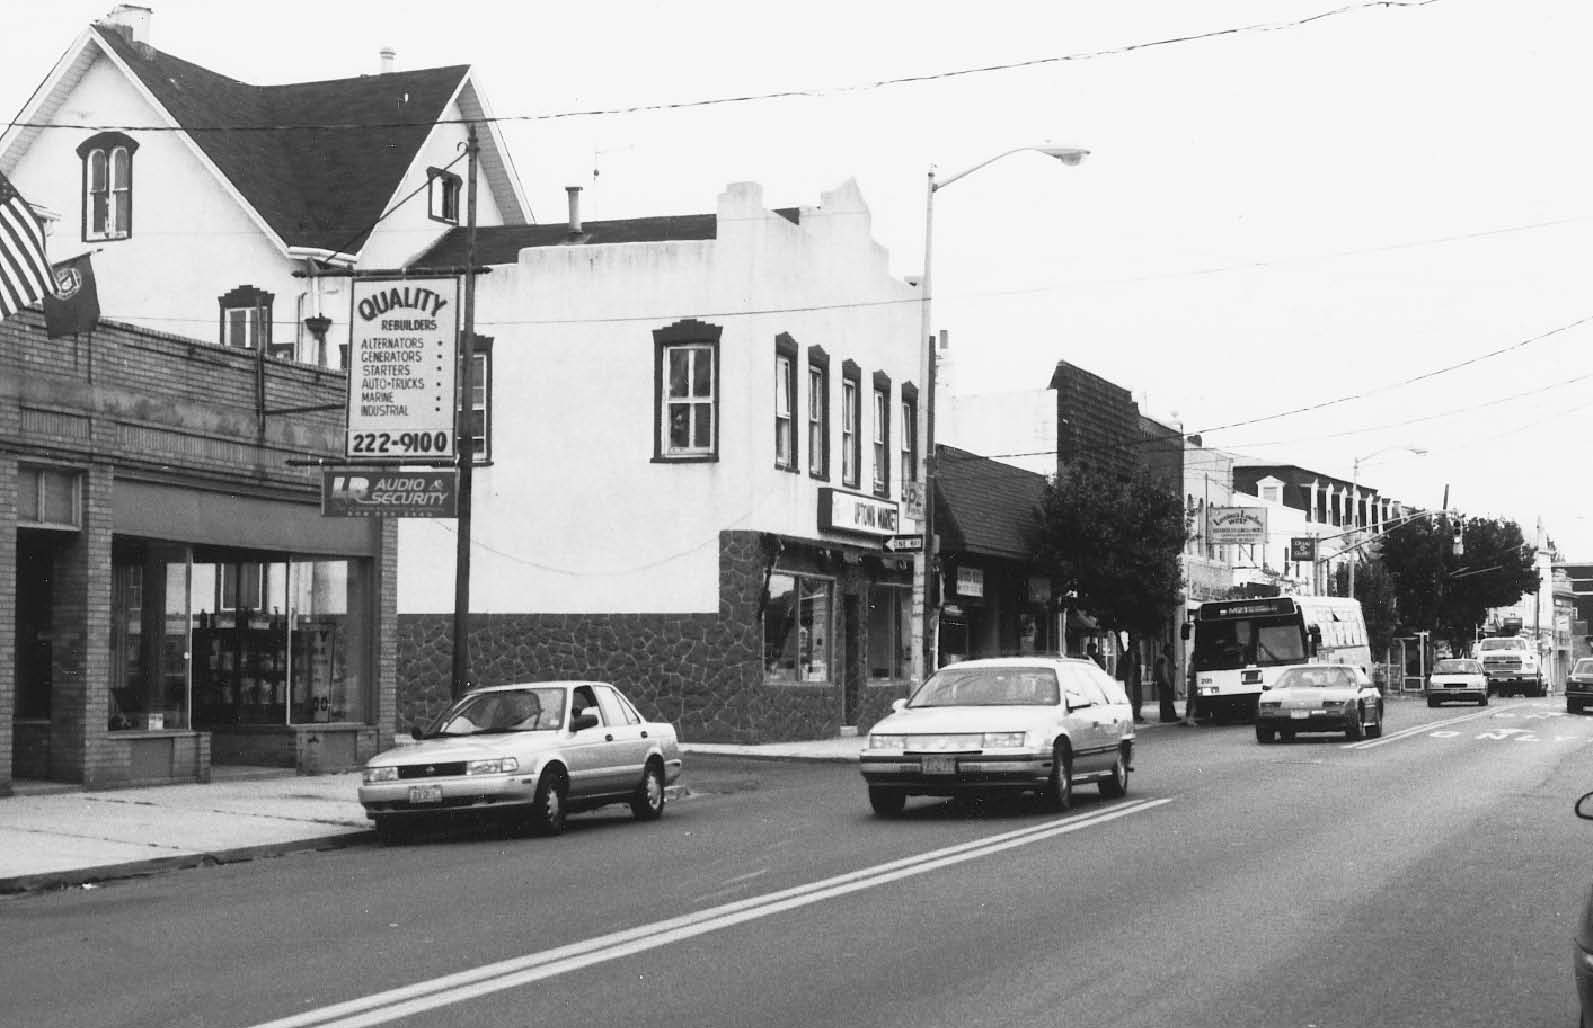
[
  {"left": 1198, "top": 312, "right": 1593, "bottom": 436},
  {"left": 5, "top": 0, "right": 1446, "bottom": 136}
]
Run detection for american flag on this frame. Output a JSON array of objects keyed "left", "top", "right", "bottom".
[{"left": 0, "top": 170, "right": 56, "bottom": 321}]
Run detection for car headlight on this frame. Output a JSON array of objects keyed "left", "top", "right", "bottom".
[
  {"left": 981, "top": 732, "right": 1028, "bottom": 749},
  {"left": 868, "top": 734, "right": 906, "bottom": 749},
  {"left": 1320, "top": 700, "right": 1347, "bottom": 709},
  {"left": 1258, "top": 701, "right": 1281, "bottom": 711},
  {"left": 362, "top": 766, "right": 398, "bottom": 784},
  {"left": 466, "top": 757, "right": 520, "bottom": 776}
]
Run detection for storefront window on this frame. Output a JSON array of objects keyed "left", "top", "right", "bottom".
[
  {"left": 109, "top": 540, "right": 191, "bottom": 731},
  {"left": 191, "top": 550, "right": 371, "bottom": 727},
  {"left": 763, "top": 572, "right": 833, "bottom": 683},
  {"left": 867, "top": 585, "right": 911, "bottom": 681}
]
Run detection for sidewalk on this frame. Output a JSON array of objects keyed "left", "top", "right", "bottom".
[{"left": 0, "top": 720, "right": 1224, "bottom": 896}]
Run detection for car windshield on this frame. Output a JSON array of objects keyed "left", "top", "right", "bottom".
[
  {"left": 1575, "top": 659, "right": 1593, "bottom": 676},
  {"left": 911, "top": 666, "right": 1060, "bottom": 707},
  {"left": 1433, "top": 659, "right": 1482, "bottom": 674},
  {"left": 1273, "top": 667, "right": 1355, "bottom": 690},
  {"left": 426, "top": 687, "right": 566, "bottom": 737},
  {"left": 1478, "top": 638, "right": 1527, "bottom": 651}
]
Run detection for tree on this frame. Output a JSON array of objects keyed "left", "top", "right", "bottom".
[
  {"left": 1375, "top": 513, "right": 1537, "bottom": 653},
  {"left": 1036, "top": 466, "right": 1187, "bottom": 638}
]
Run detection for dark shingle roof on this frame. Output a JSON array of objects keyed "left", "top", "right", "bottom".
[
  {"left": 933, "top": 445, "right": 1048, "bottom": 560},
  {"left": 95, "top": 25, "right": 467, "bottom": 254},
  {"left": 411, "top": 208, "right": 801, "bottom": 268}
]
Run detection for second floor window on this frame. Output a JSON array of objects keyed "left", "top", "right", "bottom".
[
  {"left": 808, "top": 348, "right": 830, "bottom": 480},
  {"left": 872, "top": 386, "right": 889, "bottom": 494},
  {"left": 653, "top": 319, "right": 722, "bottom": 461},
  {"left": 464, "top": 337, "right": 493, "bottom": 463},
  {"left": 901, "top": 385, "right": 919, "bottom": 484},
  {"left": 774, "top": 335, "right": 798, "bottom": 471},
  {"left": 218, "top": 285, "right": 274, "bottom": 352},
  {"left": 79, "top": 132, "right": 137, "bottom": 241},
  {"left": 841, "top": 364, "right": 861, "bottom": 489}
]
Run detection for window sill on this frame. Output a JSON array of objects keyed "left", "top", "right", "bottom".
[{"left": 652, "top": 454, "right": 718, "bottom": 465}]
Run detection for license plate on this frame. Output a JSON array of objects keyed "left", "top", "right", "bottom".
[
  {"left": 1290, "top": 711, "right": 1310, "bottom": 720},
  {"left": 921, "top": 756, "right": 957, "bottom": 775},
  {"left": 1200, "top": 686, "right": 1218, "bottom": 696},
  {"left": 407, "top": 785, "right": 443, "bottom": 805}
]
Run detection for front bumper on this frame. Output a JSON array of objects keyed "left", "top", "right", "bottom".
[
  {"left": 1566, "top": 680, "right": 1593, "bottom": 700},
  {"left": 1426, "top": 684, "right": 1486, "bottom": 701},
  {"left": 358, "top": 770, "right": 542, "bottom": 820},
  {"left": 1255, "top": 710, "right": 1352, "bottom": 732},
  {"left": 860, "top": 752, "right": 1052, "bottom": 794}
]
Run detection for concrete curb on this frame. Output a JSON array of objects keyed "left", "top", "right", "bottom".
[{"left": 0, "top": 830, "right": 374, "bottom": 896}]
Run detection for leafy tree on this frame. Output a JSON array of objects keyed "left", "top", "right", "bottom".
[
  {"left": 1036, "top": 466, "right": 1186, "bottom": 638},
  {"left": 1374, "top": 513, "right": 1537, "bottom": 653}
]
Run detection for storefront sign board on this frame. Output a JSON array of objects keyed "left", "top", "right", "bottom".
[
  {"left": 321, "top": 470, "right": 459, "bottom": 518},
  {"left": 1208, "top": 506, "right": 1267, "bottom": 545},
  {"left": 957, "top": 566, "right": 985, "bottom": 598},
  {"left": 345, "top": 278, "right": 460, "bottom": 462},
  {"left": 818, "top": 488, "right": 901, "bottom": 538}
]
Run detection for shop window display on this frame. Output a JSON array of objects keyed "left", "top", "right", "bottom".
[
  {"left": 109, "top": 540, "right": 190, "bottom": 730},
  {"left": 763, "top": 572, "right": 833, "bottom": 683},
  {"left": 867, "top": 585, "right": 911, "bottom": 681}
]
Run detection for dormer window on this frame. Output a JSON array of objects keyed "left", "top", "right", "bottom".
[
  {"left": 428, "top": 168, "right": 462, "bottom": 224},
  {"left": 218, "top": 285, "right": 276, "bottom": 354},
  {"left": 78, "top": 132, "right": 138, "bottom": 241}
]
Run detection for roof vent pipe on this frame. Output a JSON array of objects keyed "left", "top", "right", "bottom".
[
  {"left": 379, "top": 47, "right": 396, "bottom": 74},
  {"left": 566, "top": 186, "right": 584, "bottom": 237}
]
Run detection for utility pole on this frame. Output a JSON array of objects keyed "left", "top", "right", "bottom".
[{"left": 450, "top": 124, "right": 480, "bottom": 699}]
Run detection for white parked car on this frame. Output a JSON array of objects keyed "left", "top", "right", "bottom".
[
  {"left": 358, "top": 681, "right": 683, "bottom": 843},
  {"left": 859, "top": 656, "right": 1136, "bottom": 817}
]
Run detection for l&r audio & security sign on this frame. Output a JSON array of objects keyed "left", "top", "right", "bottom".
[
  {"left": 346, "top": 278, "right": 460, "bottom": 462},
  {"left": 322, "top": 471, "right": 459, "bottom": 518}
]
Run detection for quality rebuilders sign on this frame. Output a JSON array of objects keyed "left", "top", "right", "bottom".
[
  {"left": 346, "top": 278, "right": 460, "bottom": 462},
  {"left": 322, "top": 470, "right": 458, "bottom": 518}
]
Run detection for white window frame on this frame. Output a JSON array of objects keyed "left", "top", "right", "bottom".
[
  {"left": 872, "top": 387, "right": 888, "bottom": 493},
  {"left": 661, "top": 342, "right": 716, "bottom": 457},
  {"left": 841, "top": 379, "right": 859, "bottom": 488},
  {"left": 775, "top": 353, "right": 794, "bottom": 469}
]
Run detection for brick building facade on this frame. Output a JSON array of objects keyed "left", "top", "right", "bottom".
[{"left": 2, "top": 310, "right": 397, "bottom": 791}]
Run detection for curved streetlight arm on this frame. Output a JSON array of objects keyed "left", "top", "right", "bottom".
[{"left": 933, "top": 145, "right": 1091, "bottom": 193}]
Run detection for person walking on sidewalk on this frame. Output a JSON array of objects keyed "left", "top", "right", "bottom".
[{"left": 1155, "top": 643, "right": 1179, "bottom": 723}]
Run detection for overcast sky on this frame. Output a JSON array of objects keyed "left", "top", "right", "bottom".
[{"left": 7, "top": 0, "right": 1591, "bottom": 557}]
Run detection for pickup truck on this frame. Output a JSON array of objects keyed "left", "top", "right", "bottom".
[{"left": 1475, "top": 636, "right": 1545, "bottom": 697}]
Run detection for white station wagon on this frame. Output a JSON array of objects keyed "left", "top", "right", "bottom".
[{"left": 859, "top": 656, "right": 1136, "bottom": 817}]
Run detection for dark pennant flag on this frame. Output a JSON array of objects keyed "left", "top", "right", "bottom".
[{"left": 43, "top": 253, "right": 100, "bottom": 338}]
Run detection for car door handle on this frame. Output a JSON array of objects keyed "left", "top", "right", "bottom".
[
  {"left": 640, "top": 730, "right": 649, "bottom": 738},
  {"left": 605, "top": 734, "right": 614, "bottom": 742}
]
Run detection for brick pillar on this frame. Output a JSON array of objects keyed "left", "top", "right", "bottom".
[
  {"left": 50, "top": 463, "right": 114, "bottom": 784},
  {"left": 0, "top": 457, "right": 15, "bottom": 793}
]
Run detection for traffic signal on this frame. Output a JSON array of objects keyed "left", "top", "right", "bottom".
[{"left": 1451, "top": 514, "right": 1464, "bottom": 556}]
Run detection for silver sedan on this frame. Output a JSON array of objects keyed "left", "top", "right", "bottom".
[{"left": 1255, "top": 664, "right": 1384, "bottom": 743}]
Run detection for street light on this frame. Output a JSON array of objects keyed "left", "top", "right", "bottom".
[
  {"left": 1346, "top": 444, "right": 1428, "bottom": 599},
  {"left": 909, "top": 144, "right": 1089, "bottom": 688}
]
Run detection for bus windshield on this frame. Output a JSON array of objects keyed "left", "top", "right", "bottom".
[{"left": 1192, "top": 615, "right": 1308, "bottom": 671}]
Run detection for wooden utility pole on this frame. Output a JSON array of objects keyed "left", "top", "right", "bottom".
[{"left": 450, "top": 124, "right": 480, "bottom": 699}]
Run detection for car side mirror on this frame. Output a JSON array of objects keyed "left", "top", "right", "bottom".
[
  {"left": 410, "top": 725, "right": 424, "bottom": 740},
  {"left": 571, "top": 712, "right": 600, "bottom": 732},
  {"left": 1180, "top": 622, "right": 1191, "bottom": 641},
  {"left": 891, "top": 697, "right": 908, "bottom": 713},
  {"left": 1065, "top": 692, "right": 1092, "bottom": 713},
  {"left": 1577, "top": 792, "right": 1593, "bottom": 821}
]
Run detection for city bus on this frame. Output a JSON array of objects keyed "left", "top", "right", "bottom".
[{"left": 1186, "top": 595, "right": 1371, "bottom": 720}]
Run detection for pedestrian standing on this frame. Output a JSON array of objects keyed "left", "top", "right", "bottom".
[
  {"left": 1155, "top": 643, "right": 1179, "bottom": 723},
  {"left": 1121, "top": 643, "right": 1144, "bottom": 723}
]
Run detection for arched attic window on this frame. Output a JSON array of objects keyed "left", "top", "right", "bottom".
[{"left": 77, "top": 132, "right": 138, "bottom": 241}]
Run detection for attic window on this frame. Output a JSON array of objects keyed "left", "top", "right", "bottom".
[
  {"left": 428, "top": 168, "right": 462, "bottom": 224},
  {"left": 77, "top": 131, "right": 138, "bottom": 241}
]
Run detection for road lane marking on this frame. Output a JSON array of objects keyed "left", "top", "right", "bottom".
[
  {"left": 1343, "top": 705, "right": 1501, "bottom": 750},
  {"left": 247, "top": 797, "right": 1172, "bottom": 1028}
]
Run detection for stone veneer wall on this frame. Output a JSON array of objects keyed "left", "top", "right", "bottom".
[{"left": 396, "top": 531, "right": 898, "bottom": 743}]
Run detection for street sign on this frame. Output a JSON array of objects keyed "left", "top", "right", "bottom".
[
  {"left": 1290, "top": 536, "right": 1317, "bottom": 561},
  {"left": 884, "top": 534, "right": 925, "bottom": 553},
  {"left": 345, "top": 277, "right": 460, "bottom": 462},
  {"left": 321, "top": 470, "right": 459, "bottom": 518}
]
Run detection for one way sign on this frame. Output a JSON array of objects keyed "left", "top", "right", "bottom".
[{"left": 883, "top": 535, "right": 925, "bottom": 553}]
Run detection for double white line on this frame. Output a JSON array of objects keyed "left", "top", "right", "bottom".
[
  {"left": 1343, "top": 704, "right": 1500, "bottom": 750},
  {"left": 249, "top": 797, "right": 1171, "bottom": 1028}
]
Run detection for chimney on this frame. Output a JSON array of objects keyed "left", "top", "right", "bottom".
[
  {"left": 379, "top": 47, "right": 396, "bottom": 74},
  {"left": 565, "top": 186, "right": 587, "bottom": 242},
  {"left": 100, "top": 4, "right": 152, "bottom": 45}
]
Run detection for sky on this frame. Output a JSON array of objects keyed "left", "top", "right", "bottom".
[{"left": 5, "top": 0, "right": 1592, "bottom": 556}]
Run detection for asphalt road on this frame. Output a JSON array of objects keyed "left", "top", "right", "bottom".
[{"left": 3, "top": 696, "right": 1589, "bottom": 1028}]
